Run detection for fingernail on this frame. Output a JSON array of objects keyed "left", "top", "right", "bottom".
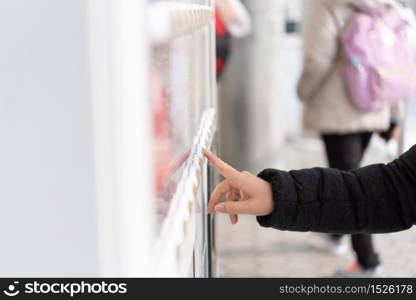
[{"left": 215, "top": 203, "right": 226, "bottom": 213}]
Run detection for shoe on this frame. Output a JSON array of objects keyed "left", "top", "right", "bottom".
[
  {"left": 317, "top": 234, "right": 348, "bottom": 255},
  {"left": 334, "top": 262, "right": 385, "bottom": 278},
  {"left": 328, "top": 238, "right": 349, "bottom": 256}
]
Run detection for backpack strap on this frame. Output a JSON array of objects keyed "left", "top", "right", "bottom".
[
  {"left": 347, "top": 3, "right": 363, "bottom": 13},
  {"left": 326, "top": 3, "right": 343, "bottom": 32},
  {"left": 348, "top": 3, "right": 393, "bottom": 17}
]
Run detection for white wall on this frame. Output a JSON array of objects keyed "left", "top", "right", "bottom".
[{"left": 0, "top": 0, "right": 98, "bottom": 276}]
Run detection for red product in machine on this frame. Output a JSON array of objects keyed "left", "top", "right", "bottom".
[{"left": 151, "top": 70, "right": 172, "bottom": 197}]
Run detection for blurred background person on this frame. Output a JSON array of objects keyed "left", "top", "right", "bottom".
[
  {"left": 298, "top": 0, "right": 416, "bottom": 277},
  {"left": 215, "top": 0, "right": 251, "bottom": 79}
]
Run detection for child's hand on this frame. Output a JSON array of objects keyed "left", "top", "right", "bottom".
[{"left": 204, "top": 150, "right": 274, "bottom": 224}]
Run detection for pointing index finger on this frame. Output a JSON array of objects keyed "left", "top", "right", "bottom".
[{"left": 204, "top": 149, "right": 241, "bottom": 185}]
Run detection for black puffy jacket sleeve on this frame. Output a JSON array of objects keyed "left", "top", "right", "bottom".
[{"left": 256, "top": 145, "right": 416, "bottom": 234}]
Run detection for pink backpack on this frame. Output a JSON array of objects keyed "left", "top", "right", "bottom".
[{"left": 340, "top": 5, "right": 416, "bottom": 112}]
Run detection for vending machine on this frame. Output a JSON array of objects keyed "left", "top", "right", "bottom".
[{"left": 88, "top": 0, "right": 217, "bottom": 277}]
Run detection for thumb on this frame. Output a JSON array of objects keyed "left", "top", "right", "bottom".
[{"left": 215, "top": 200, "right": 252, "bottom": 215}]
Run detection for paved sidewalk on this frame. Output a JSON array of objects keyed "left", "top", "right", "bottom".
[{"left": 215, "top": 137, "right": 416, "bottom": 277}]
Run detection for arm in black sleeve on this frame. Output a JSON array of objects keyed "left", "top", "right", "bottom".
[{"left": 256, "top": 145, "right": 416, "bottom": 234}]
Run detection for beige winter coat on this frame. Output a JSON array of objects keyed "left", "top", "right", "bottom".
[{"left": 298, "top": 0, "right": 405, "bottom": 134}]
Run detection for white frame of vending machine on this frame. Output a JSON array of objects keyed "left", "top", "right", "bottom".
[
  {"left": 88, "top": 0, "right": 216, "bottom": 277},
  {"left": 88, "top": 0, "right": 152, "bottom": 276}
]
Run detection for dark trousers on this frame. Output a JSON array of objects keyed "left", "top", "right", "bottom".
[{"left": 322, "top": 132, "right": 380, "bottom": 269}]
